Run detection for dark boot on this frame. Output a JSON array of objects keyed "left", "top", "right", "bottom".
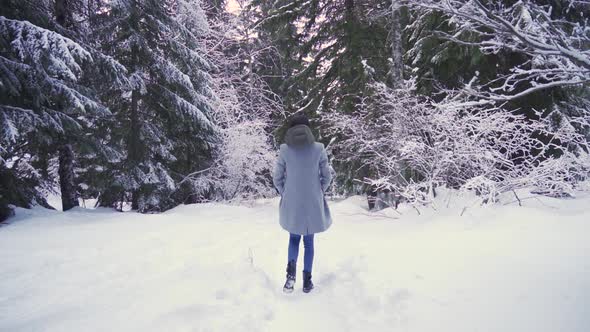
[
  {"left": 283, "top": 260, "right": 296, "bottom": 293},
  {"left": 302, "top": 271, "right": 314, "bottom": 293}
]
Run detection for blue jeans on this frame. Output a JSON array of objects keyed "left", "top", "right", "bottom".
[{"left": 288, "top": 233, "right": 314, "bottom": 273}]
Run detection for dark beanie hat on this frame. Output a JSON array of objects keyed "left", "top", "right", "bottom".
[{"left": 288, "top": 113, "right": 310, "bottom": 128}]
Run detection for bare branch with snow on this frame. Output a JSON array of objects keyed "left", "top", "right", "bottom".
[{"left": 407, "top": 0, "right": 589, "bottom": 103}]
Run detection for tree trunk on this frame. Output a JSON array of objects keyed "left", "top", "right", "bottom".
[
  {"left": 55, "top": 0, "right": 72, "bottom": 27},
  {"left": 55, "top": 0, "right": 79, "bottom": 212},
  {"left": 59, "top": 143, "right": 79, "bottom": 211},
  {"left": 128, "top": 88, "right": 141, "bottom": 163},
  {"left": 389, "top": 0, "right": 403, "bottom": 88},
  {"left": 128, "top": 88, "right": 141, "bottom": 211},
  {"left": 128, "top": 0, "right": 142, "bottom": 210},
  {"left": 131, "top": 190, "right": 139, "bottom": 211}
]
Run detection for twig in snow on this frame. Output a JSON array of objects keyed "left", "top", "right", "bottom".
[{"left": 512, "top": 190, "right": 522, "bottom": 207}]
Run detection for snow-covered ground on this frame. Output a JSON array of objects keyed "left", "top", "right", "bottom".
[{"left": 1, "top": 189, "right": 589, "bottom": 332}]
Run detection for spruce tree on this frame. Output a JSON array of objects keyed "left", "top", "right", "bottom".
[
  {"left": 247, "top": 0, "right": 306, "bottom": 115},
  {"left": 92, "top": 0, "right": 217, "bottom": 212}
]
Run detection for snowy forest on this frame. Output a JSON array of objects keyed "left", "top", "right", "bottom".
[
  {"left": 2, "top": 1, "right": 590, "bottom": 331},
  {"left": 1, "top": 0, "right": 589, "bottom": 219}
]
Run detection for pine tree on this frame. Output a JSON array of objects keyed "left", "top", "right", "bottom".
[
  {"left": 291, "top": 0, "right": 390, "bottom": 115},
  {"left": 246, "top": 0, "right": 306, "bottom": 115},
  {"left": 91, "top": 0, "right": 218, "bottom": 212}
]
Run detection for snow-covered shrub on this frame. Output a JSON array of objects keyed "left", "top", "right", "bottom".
[
  {"left": 171, "top": 5, "right": 284, "bottom": 203},
  {"left": 326, "top": 80, "right": 590, "bottom": 206},
  {"left": 175, "top": 8, "right": 282, "bottom": 202},
  {"left": 179, "top": 79, "right": 278, "bottom": 201},
  {"left": 324, "top": 0, "right": 590, "bottom": 206}
]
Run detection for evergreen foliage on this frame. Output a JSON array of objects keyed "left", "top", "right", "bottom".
[
  {"left": 90, "top": 0, "right": 218, "bottom": 212},
  {"left": 0, "top": 1, "right": 127, "bottom": 218}
]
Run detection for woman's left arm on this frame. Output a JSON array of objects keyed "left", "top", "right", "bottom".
[{"left": 319, "top": 145, "right": 332, "bottom": 193}]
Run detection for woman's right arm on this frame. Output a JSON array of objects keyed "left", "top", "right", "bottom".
[{"left": 272, "top": 146, "right": 286, "bottom": 195}]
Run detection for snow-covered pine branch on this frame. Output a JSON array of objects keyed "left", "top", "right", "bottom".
[{"left": 0, "top": 16, "right": 106, "bottom": 155}]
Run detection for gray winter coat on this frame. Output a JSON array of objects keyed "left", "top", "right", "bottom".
[{"left": 272, "top": 124, "right": 333, "bottom": 235}]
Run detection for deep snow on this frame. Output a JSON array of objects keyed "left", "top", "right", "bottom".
[{"left": 1, "top": 189, "right": 589, "bottom": 332}]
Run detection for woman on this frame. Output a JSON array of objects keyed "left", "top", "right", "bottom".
[{"left": 272, "top": 113, "right": 333, "bottom": 293}]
